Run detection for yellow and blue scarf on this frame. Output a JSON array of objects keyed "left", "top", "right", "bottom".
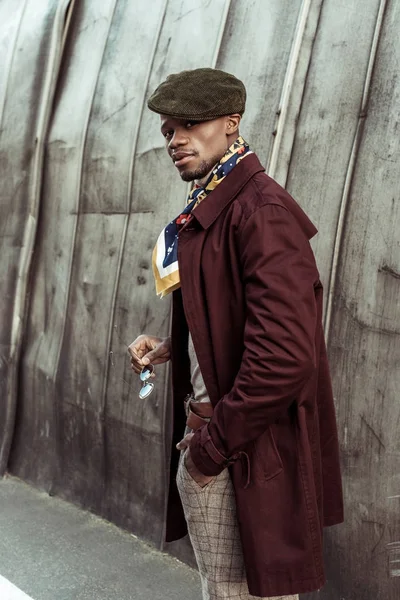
[{"left": 152, "top": 136, "right": 252, "bottom": 298}]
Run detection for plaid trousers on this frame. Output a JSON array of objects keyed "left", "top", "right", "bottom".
[{"left": 176, "top": 449, "right": 299, "bottom": 600}]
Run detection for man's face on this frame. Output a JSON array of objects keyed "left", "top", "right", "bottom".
[{"left": 160, "top": 115, "right": 237, "bottom": 182}]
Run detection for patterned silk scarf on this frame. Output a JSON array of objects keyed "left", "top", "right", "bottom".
[{"left": 152, "top": 136, "right": 252, "bottom": 298}]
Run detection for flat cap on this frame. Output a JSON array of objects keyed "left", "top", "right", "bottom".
[{"left": 147, "top": 68, "right": 246, "bottom": 121}]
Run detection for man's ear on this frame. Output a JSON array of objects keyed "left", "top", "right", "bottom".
[{"left": 226, "top": 114, "right": 241, "bottom": 135}]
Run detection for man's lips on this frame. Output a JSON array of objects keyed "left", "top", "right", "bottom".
[{"left": 172, "top": 152, "right": 196, "bottom": 168}]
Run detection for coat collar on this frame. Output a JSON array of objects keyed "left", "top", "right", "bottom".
[
  {"left": 191, "top": 153, "right": 265, "bottom": 230},
  {"left": 190, "top": 153, "right": 318, "bottom": 241}
]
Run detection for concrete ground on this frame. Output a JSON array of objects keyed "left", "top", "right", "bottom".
[{"left": 0, "top": 476, "right": 202, "bottom": 600}]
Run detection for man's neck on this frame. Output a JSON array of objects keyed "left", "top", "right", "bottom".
[{"left": 195, "top": 166, "right": 216, "bottom": 188}]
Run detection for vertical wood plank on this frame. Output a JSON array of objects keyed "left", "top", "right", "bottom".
[
  {"left": 0, "top": 0, "right": 27, "bottom": 472},
  {"left": 324, "top": 0, "right": 388, "bottom": 342},
  {"left": 215, "top": 0, "right": 303, "bottom": 163},
  {"left": 10, "top": 0, "right": 118, "bottom": 488},
  {"left": 0, "top": 0, "right": 26, "bottom": 125},
  {"left": 0, "top": 0, "right": 72, "bottom": 473},
  {"left": 267, "top": 0, "right": 323, "bottom": 184},
  {"left": 285, "top": 0, "right": 382, "bottom": 299}
]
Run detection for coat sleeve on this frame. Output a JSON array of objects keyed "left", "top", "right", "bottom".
[{"left": 189, "top": 202, "right": 320, "bottom": 476}]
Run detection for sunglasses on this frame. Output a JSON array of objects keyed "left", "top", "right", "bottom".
[{"left": 139, "top": 364, "right": 155, "bottom": 399}]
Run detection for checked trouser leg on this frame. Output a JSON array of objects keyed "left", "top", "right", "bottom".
[{"left": 176, "top": 450, "right": 298, "bottom": 600}]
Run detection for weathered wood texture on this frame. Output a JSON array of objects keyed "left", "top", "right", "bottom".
[
  {"left": 0, "top": 0, "right": 72, "bottom": 474},
  {"left": 1, "top": 1, "right": 399, "bottom": 597}
]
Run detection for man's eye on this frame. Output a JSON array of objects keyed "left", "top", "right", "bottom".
[
  {"left": 186, "top": 121, "right": 196, "bottom": 129},
  {"left": 163, "top": 131, "right": 173, "bottom": 139}
]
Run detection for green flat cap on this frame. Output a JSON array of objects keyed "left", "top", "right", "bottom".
[{"left": 147, "top": 68, "right": 246, "bottom": 121}]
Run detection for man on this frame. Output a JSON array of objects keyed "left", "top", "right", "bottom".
[{"left": 129, "top": 68, "right": 343, "bottom": 599}]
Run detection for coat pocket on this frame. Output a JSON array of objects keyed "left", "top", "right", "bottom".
[{"left": 251, "top": 425, "right": 283, "bottom": 483}]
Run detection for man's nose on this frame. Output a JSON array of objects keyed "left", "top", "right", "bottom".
[{"left": 168, "top": 128, "right": 188, "bottom": 150}]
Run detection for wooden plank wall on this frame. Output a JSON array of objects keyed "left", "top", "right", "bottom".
[
  {"left": 0, "top": 0, "right": 72, "bottom": 477},
  {"left": 0, "top": 1, "right": 399, "bottom": 597}
]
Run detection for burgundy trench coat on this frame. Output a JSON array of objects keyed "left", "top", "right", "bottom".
[{"left": 166, "top": 153, "right": 343, "bottom": 597}]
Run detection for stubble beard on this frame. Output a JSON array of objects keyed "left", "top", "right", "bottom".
[{"left": 179, "top": 155, "right": 221, "bottom": 182}]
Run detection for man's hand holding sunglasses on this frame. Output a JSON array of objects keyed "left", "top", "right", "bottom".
[
  {"left": 128, "top": 334, "right": 171, "bottom": 399},
  {"left": 128, "top": 334, "right": 171, "bottom": 374}
]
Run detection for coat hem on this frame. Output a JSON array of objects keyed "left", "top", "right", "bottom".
[{"left": 248, "top": 573, "right": 326, "bottom": 597}]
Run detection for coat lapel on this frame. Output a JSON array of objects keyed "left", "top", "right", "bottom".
[{"left": 191, "top": 153, "right": 265, "bottom": 230}]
